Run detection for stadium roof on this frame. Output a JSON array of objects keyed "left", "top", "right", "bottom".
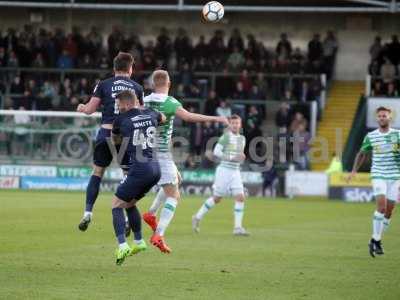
[{"left": 0, "top": 0, "right": 398, "bottom": 13}]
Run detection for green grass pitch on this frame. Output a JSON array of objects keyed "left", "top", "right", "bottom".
[{"left": 1, "top": 190, "right": 400, "bottom": 300}]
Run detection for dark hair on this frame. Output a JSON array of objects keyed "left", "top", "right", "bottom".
[
  {"left": 116, "top": 90, "right": 137, "bottom": 103},
  {"left": 230, "top": 114, "right": 241, "bottom": 120},
  {"left": 376, "top": 106, "right": 391, "bottom": 114},
  {"left": 113, "top": 52, "right": 134, "bottom": 72}
]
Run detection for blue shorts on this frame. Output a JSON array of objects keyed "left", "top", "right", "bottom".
[
  {"left": 93, "top": 128, "right": 130, "bottom": 171},
  {"left": 115, "top": 161, "right": 161, "bottom": 202}
]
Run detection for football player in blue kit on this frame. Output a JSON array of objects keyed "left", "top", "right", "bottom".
[
  {"left": 76, "top": 52, "right": 144, "bottom": 237},
  {"left": 110, "top": 90, "right": 165, "bottom": 265}
]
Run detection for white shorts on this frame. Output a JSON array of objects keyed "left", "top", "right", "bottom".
[
  {"left": 213, "top": 166, "right": 244, "bottom": 197},
  {"left": 157, "top": 152, "right": 178, "bottom": 186},
  {"left": 372, "top": 179, "right": 400, "bottom": 202}
]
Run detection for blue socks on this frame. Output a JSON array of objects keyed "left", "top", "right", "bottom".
[
  {"left": 85, "top": 175, "right": 101, "bottom": 212},
  {"left": 126, "top": 206, "right": 142, "bottom": 241},
  {"left": 112, "top": 208, "right": 126, "bottom": 244}
]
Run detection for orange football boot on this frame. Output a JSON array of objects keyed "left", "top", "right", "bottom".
[
  {"left": 143, "top": 212, "right": 158, "bottom": 232},
  {"left": 150, "top": 234, "right": 171, "bottom": 254}
]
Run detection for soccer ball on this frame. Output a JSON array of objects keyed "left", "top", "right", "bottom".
[{"left": 202, "top": 1, "right": 224, "bottom": 23}]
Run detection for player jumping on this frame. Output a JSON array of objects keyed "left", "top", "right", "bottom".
[
  {"left": 192, "top": 115, "right": 249, "bottom": 236},
  {"left": 77, "top": 52, "right": 143, "bottom": 240},
  {"left": 142, "top": 70, "right": 228, "bottom": 253},
  {"left": 110, "top": 90, "right": 165, "bottom": 265},
  {"left": 348, "top": 106, "right": 400, "bottom": 257}
]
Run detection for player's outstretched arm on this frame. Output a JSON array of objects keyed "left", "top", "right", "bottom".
[
  {"left": 175, "top": 107, "right": 229, "bottom": 125},
  {"left": 347, "top": 151, "right": 368, "bottom": 182},
  {"left": 77, "top": 97, "right": 101, "bottom": 115}
]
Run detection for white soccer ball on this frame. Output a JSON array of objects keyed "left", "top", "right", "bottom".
[{"left": 202, "top": 1, "right": 224, "bottom": 23}]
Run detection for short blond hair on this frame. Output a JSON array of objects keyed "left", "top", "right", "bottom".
[{"left": 151, "top": 70, "right": 170, "bottom": 88}]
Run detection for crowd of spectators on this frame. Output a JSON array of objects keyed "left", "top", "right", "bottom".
[
  {"left": 0, "top": 25, "right": 333, "bottom": 170},
  {"left": 0, "top": 25, "right": 335, "bottom": 110},
  {"left": 368, "top": 35, "right": 400, "bottom": 97}
]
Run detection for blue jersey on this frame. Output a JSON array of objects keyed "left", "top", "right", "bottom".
[
  {"left": 93, "top": 76, "right": 144, "bottom": 124},
  {"left": 112, "top": 107, "right": 162, "bottom": 163}
]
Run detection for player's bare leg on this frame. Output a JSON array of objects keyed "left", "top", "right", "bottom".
[
  {"left": 233, "top": 193, "right": 249, "bottom": 236},
  {"left": 192, "top": 196, "right": 222, "bottom": 233},
  {"left": 78, "top": 165, "right": 105, "bottom": 231},
  {"left": 150, "top": 184, "right": 178, "bottom": 253},
  {"left": 369, "top": 195, "right": 386, "bottom": 257}
]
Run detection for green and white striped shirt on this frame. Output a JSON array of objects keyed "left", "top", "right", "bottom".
[
  {"left": 215, "top": 131, "right": 246, "bottom": 170},
  {"left": 144, "top": 93, "right": 182, "bottom": 153},
  {"left": 361, "top": 128, "right": 400, "bottom": 180}
]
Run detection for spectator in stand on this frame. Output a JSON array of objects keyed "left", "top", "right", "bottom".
[
  {"left": 57, "top": 49, "right": 74, "bottom": 69},
  {"left": 276, "top": 33, "right": 292, "bottom": 61},
  {"left": 262, "top": 160, "right": 278, "bottom": 197},
  {"left": 297, "top": 80, "right": 315, "bottom": 103},
  {"left": 86, "top": 26, "right": 103, "bottom": 62},
  {"left": 227, "top": 46, "right": 245, "bottom": 71},
  {"left": 0, "top": 47, "right": 6, "bottom": 67},
  {"left": 281, "top": 89, "right": 296, "bottom": 102},
  {"left": 322, "top": 31, "right": 338, "bottom": 79},
  {"left": 38, "top": 80, "right": 55, "bottom": 110},
  {"left": 308, "top": 34, "right": 323, "bottom": 64},
  {"left": 371, "top": 80, "right": 385, "bottom": 97},
  {"left": 370, "top": 36, "right": 383, "bottom": 63},
  {"left": 239, "top": 69, "right": 252, "bottom": 93},
  {"left": 13, "top": 106, "right": 31, "bottom": 156},
  {"left": 232, "top": 81, "right": 247, "bottom": 99},
  {"left": 174, "top": 27, "right": 193, "bottom": 64},
  {"left": 245, "top": 105, "right": 262, "bottom": 158},
  {"left": 228, "top": 28, "right": 244, "bottom": 52},
  {"left": 142, "top": 52, "right": 156, "bottom": 71},
  {"left": 216, "top": 68, "right": 234, "bottom": 99},
  {"left": 387, "top": 35, "right": 400, "bottom": 66},
  {"left": 216, "top": 100, "right": 232, "bottom": 118},
  {"left": 24, "top": 79, "right": 39, "bottom": 110},
  {"left": 78, "top": 54, "right": 93, "bottom": 69},
  {"left": 98, "top": 54, "right": 110, "bottom": 69},
  {"left": 290, "top": 112, "right": 308, "bottom": 133},
  {"left": 201, "top": 121, "right": 218, "bottom": 169},
  {"left": 204, "top": 90, "right": 219, "bottom": 115},
  {"left": 178, "top": 62, "right": 193, "bottom": 93},
  {"left": 386, "top": 82, "right": 399, "bottom": 97},
  {"left": 248, "top": 85, "right": 265, "bottom": 100},
  {"left": 187, "top": 84, "right": 201, "bottom": 98},
  {"left": 209, "top": 30, "right": 226, "bottom": 63},
  {"left": 59, "top": 77, "right": 71, "bottom": 96},
  {"left": 369, "top": 59, "right": 380, "bottom": 77},
  {"left": 75, "top": 77, "right": 91, "bottom": 102},
  {"left": 380, "top": 56, "right": 396, "bottom": 84},
  {"left": 275, "top": 102, "right": 291, "bottom": 130},
  {"left": 194, "top": 57, "right": 212, "bottom": 72},
  {"left": 155, "top": 27, "right": 172, "bottom": 63},
  {"left": 292, "top": 122, "right": 311, "bottom": 170},
  {"left": 10, "top": 76, "right": 24, "bottom": 109},
  {"left": 194, "top": 35, "right": 209, "bottom": 61},
  {"left": 32, "top": 53, "right": 45, "bottom": 68},
  {"left": 63, "top": 34, "right": 78, "bottom": 61},
  {"left": 7, "top": 50, "right": 19, "bottom": 68},
  {"left": 107, "top": 26, "right": 123, "bottom": 61},
  {"left": 255, "top": 72, "right": 268, "bottom": 97},
  {"left": 58, "top": 87, "right": 74, "bottom": 110}
]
